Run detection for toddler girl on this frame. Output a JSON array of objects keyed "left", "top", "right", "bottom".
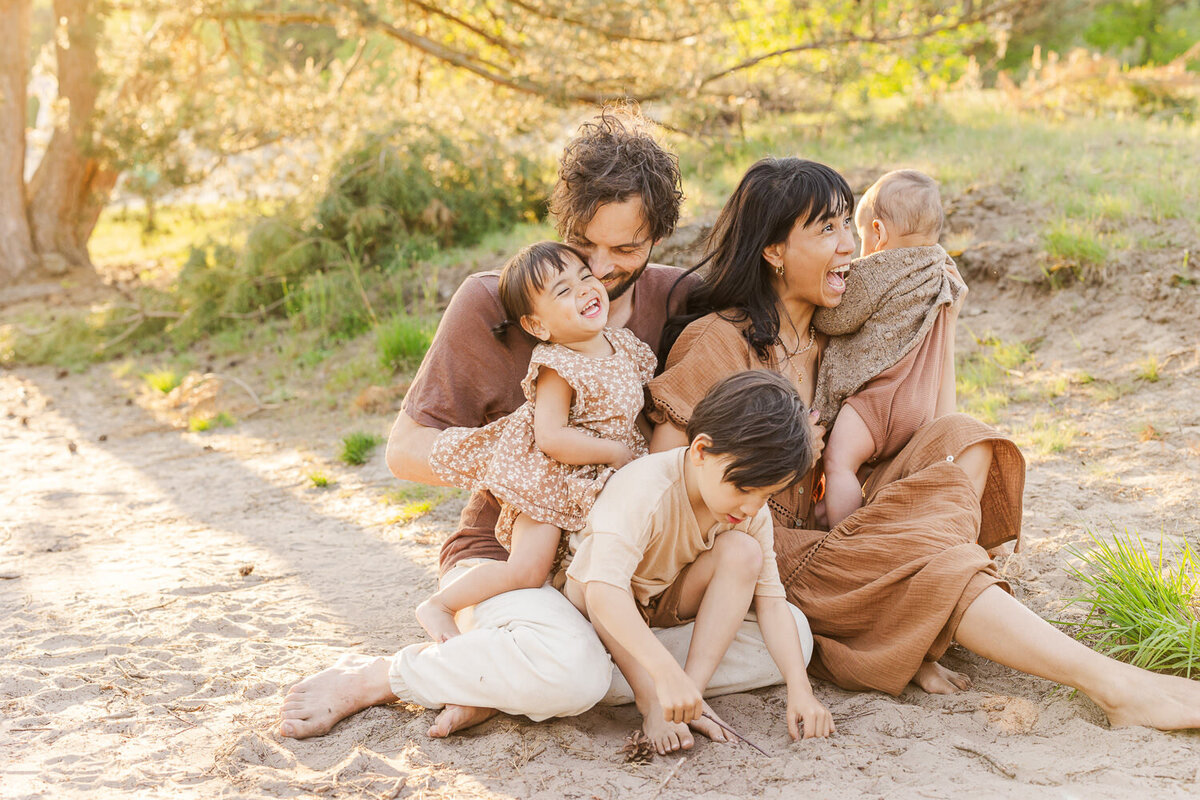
[{"left": 418, "top": 241, "right": 656, "bottom": 642}]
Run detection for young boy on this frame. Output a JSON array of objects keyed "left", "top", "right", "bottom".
[
  {"left": 812, "top": 169, "right": 967, "bottom": 528},
  {"left": 562, "top": 370, "right": 834, "bottom": 754}
]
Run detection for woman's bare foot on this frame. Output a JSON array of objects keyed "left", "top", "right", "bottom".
[
  {"left": 912, "top": 660, "right": 972, "bottom": 694},
  {"left": 428, "top": 704, "right": 498, "bottom": 738},
  {"left": 279, "top": 654, "right": 397, "bottom": 739},
  {"left": 416, "top": 598, "right": 460, "bottom": 643},
  {"left": 1095, "top": 662, "right": 1200, "bottom": 730}
]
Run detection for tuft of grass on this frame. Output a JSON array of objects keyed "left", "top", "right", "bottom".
[
  {"left": 308, "top": 471, "right": 332, "bottom": 488},
  {"left": 1015, "top": 413, "right": 1079, "bottom": 456},
  {"left": 188, "top": 411, "right": 235, "bottom": 432},
  {"left": 1065, "top": 530, "right": 1200, "bottom": 677},
  {"left": 144, "top": 369, "right": 182, "bottom": 394},
  {"left": 1137, "top": 356, "right": 1161, "bottom": 383},
  {"left": 382, "top": 484, "right": 458, "bottom": 525},
  {"left": 956, "top": 335, "right": 1035, "bottom": 423},
  {"left": 340, "top": 431, "right": 384, "bottom": 465},
  {"left": 1088, "top": 378, "right": 1138, "bottom": 403},
  {"left": 376, "top": 314, "right": 436, "bottom": 372},
  {"left": 1043, "top": 218, "right": 1108, "bottom": 268}
]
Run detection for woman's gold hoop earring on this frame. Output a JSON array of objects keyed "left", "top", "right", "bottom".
[{"left": 774, "top": 262, "right": 785, "bottom": 277}]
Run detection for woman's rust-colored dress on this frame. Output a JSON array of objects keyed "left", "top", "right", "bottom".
[{"left": 648, "top": 313, "right": 1026, "bottom": 695}]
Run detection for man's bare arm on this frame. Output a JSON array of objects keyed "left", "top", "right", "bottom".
[{"left": 386, "top": 411, "right": 453, "bottom": 487}]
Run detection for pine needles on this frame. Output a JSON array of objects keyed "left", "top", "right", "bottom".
[{"left": 1065, "top": 529, "right": 1200, "bottom": 677}]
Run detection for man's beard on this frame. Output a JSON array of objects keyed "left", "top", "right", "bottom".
[{"left": 604, "top": 246, "right": 653, "bottom": 303}]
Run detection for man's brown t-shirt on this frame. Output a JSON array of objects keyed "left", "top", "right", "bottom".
[{"left": 402, "top": 264, "right": 692, "bottom": 573}]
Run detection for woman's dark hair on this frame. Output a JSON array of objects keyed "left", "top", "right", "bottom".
[
  {"left": 661, "top": 158, "right": 854, "bottom": 365},
  {"left": 685, "top": 370, "right": 813, "bottom": 490},
  {"left": 549, "top": 104, "right": 683, "bottom": 245},
  {"left": 492, "top": 241, "right": 590, "bottom": 339}
]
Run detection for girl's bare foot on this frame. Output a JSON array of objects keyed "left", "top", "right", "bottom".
[
  {"left": 912, "top": 660, "right": 972, "bottom": 694},
  {"left": 1095, "top": 662, "right": 1200, "bottom": 730},
  {"left": 416, "top": 599, "right": 460, "bottom": 643},
  {"left": 279, "top": 654, "right": 396, "bottom": 739},
  {"left": 428, "top": 704, "right": 497, "bottom": 738}
]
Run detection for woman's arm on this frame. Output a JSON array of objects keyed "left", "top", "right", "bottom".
[
  {"left": 648, "top": 420, "right": 689, "bottom": 453},
  {"left": 756, "top": 595, "right": 834, "bottom": 739},
  {"left": 533, "top": 367, "right": 634, "bottom": 467}
]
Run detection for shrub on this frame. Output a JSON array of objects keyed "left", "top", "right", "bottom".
[{"left": 377, "top": 315, "right": 436, "bottom": 372}]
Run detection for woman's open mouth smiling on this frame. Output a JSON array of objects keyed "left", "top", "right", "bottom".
[{"left": 827, "top": 264, "right": 849, "bottom": 294}]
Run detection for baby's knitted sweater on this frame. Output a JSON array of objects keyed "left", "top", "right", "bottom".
[{"left": 811, "top": 244, "right": 965, "bottom": 426}]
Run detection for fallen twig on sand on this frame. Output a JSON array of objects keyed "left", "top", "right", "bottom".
[{"left": 651, "top": 756, "right": 687, "bottom": 798}]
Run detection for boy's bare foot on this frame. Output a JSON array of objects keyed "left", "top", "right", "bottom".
[
  {"left": 1096, "top": 662, "right": 1200, "bottom": 730},
  {"left": 688, "top": 702, "right": 731, "bottom": 743},
  {"left": 416, "top": 599, "right": 460, "bottom": 643},
  {"left": 427, "top": 704, "right": 497, "bottom": 738},
  {"left": 912, "top": 660, "right": 972, "bottom": 694},
  {"left": 641, "top": 701, "right": 730, "bottom": 754},
  {"left": 279, "top": 654, "right": 396, "bottom": 739}
]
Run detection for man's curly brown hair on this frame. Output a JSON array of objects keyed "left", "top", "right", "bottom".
[{"left": 549, "top": 104, "right": 683, "bottom": 244}]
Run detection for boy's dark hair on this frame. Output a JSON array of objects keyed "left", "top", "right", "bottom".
[
  {"left": 686, "top": 370, "right": 814, "bottom": 490},
  {"left": 549, "top": 103, "right": 683, "bottom": 245},
  {"left": 492, "top": 241, "right": 589, "bottom": 339}
]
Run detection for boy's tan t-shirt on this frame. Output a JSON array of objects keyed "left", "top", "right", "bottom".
[{"left": 565, "top": 448, "right": 786, "bottom": 606}]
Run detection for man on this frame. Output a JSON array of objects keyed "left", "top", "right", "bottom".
[{"left": 279, "top": 108, "right": 810, "bottom": 745}]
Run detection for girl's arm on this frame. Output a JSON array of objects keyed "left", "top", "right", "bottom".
[
  {"left": 586, "top": 581, "right": 704, "bottom": 724},
  {"left": 533, "top": 367, "right": 634, "bottom": 467},
  {"left": 756, "top": 595, "right": 835, "bottom": 739}
]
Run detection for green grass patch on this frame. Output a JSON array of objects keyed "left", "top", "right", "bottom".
[
  {"left": 1065, "top": 530, "right": 1200, "bottom": 677},
  {"left": 143, "top": 369, "right": 182, "bottom": 394},
  {"left": 1014, "top": 413, "right": 1080, "bottom": 456},
  {"left": 377, "top": 314, "right": 437, "bottom": 372},
  {"left": 187, "top": 411, "right": 235, "bottom": 432},
  {"left": 382, "top": 484, "right": 458, "bottom": 525},
  {"left": 1137, "top": 356, "right": 1162, "bottom": 383},
  {"left": 1043, "top": 218, "right": 1109, "bottom": 269},
  {"left": 955, "top": 334, "right": 1035, "bottom": 423},
  {"left": 1086, "top": 378, "right": 1138, "bottom": 403},
  {"left": 340, "top": 431, "right": 385, "bottom": 465},
  {"left": 308, "top": 471, "right": 332, "bottom": 488}
]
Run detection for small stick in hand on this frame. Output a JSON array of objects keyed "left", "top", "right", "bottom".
[{"left": 702, "top": 712, "right": 769, "bottom": 756}]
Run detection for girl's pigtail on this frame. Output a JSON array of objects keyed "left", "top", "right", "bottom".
[{"left": 492, "top": 318, "right": 517, "bottom": 341}]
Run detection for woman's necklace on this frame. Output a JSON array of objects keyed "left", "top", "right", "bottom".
[{"left": 778, "top": 325, "right": 816, "bottom": 383}]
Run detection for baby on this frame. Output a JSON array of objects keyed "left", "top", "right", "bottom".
[
  {"left": 812, "top": 169, "right": 967, "bottom": 528},
  {"left": 563, "top": 370, "right": 834, "bottom": 754},
  {"left": 420, "top": 241, "right": 655, "bottom": 643}
]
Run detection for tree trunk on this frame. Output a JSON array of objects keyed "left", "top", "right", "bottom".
[
  {"left": 0, "top": 0, "right": 38, "bottom": 284},
  {"left": 27, "top": 0, "right": 116, "bottom": 274}
]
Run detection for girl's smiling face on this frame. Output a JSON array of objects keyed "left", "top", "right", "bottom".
[
  {"left": 764, "top": 201, "right": 856, "bottom": 308},
  {"left": 519, "top": 255, "right": 609, "bottom": 345}
]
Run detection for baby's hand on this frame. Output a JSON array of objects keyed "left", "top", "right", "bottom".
[
  {"left": 654, "top": 666, "right": 704, "bottom": 724},
  {"left": 608, "top": 443, "right": 637, "bottom": 469},
  {"left": 787, "top": 689, "right": 835, "bottom": 740},
  {"left": 808, "top": 409, "right": 826, "bottom": 462}
]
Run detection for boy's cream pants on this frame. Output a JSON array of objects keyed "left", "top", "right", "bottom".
[{"left": 388, "top": 558, "right": 814, "bottom": 721}]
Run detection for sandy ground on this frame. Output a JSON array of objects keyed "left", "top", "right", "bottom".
[{"left": 4, "top": 200, "right": 1200, "bottom": 798}]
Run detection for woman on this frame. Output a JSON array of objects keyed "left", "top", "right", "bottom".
[{"left": 647, "top": 157, "right": 1200, "bottom": 728}]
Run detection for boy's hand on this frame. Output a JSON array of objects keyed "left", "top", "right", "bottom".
[
  {"left": 655, "top": 666, "right": 704, "bottom": 724},
  {"left": 787, "top": 689, "right": 835, "bottom": 740}
]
